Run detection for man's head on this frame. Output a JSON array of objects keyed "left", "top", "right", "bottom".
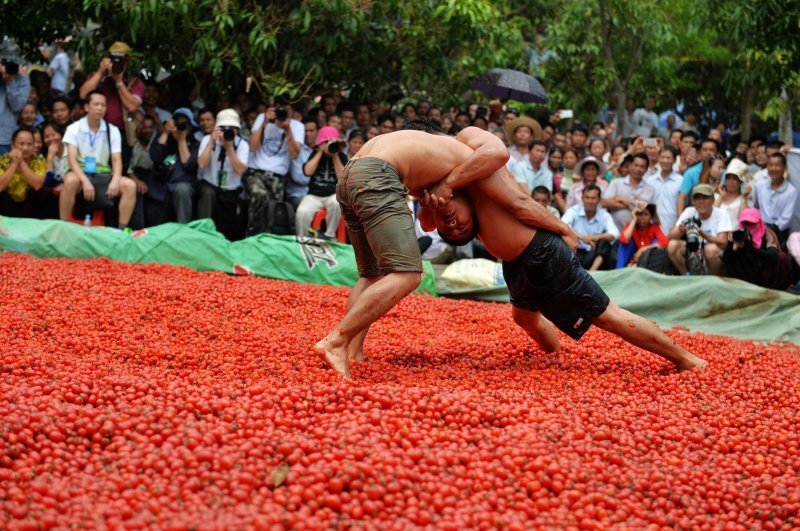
[
  {"left": 321, "top": 94, "right": 337, "bottom": 115},
  {"left": 337, "top": 103, "right": 355, "bottom": 131},
  {"left": 541, "top": 123, "right": 555, "bottom": 144},
  {"left": 50, "top": 96, "right": 71, "bottom": 127},
  {"left": 355, "top": 103, "right": 371, "bottom": 128},
  {"left": 417, "top": 100, "right": 431, "bottom": 117},
  {"left": 400, "top": 118, "right": 444, "bottom": 135},
  {"left": 433, "top": 191, "right": 478, "bottom": 246},
  {"left": 107, "top": 41, "right": 132, "bottom": 76},
  {"left": 581, "top": 184, "right": 602, "bottom": 213},
  {"left": 680, "top": 131, "right": 699, "bottom": 155},
  {"left": 454, "top": 112, "right": 471, "bottom": 129},
  {"left": 668, "top": 129, "right": 682, "bottom": 149},
  {"left": 659, "top": 146, "right": 677, "bottom": 171},
  {"left": 427, "top": 107, "right": 442, "bottom": 122},
  {"left": 377, "top": 114, "right": 395, "bottom": 134},
  {"left": 691, "top": 184, "right": 715, "bottom": 218},
  {"left": 303, "top": 118, "right": 319, "bottom": 147},
  {"left": 532, "top": 186, "right": 552, "bottom": 208},
  {"left": 644, "top": 96, "right": 655, "bottom": 111},
  {"left": 502, "top": 109, "right": 519, "bottom": 129},
  {"left": 589, "top": 138, "right": 607, "bottom": 159},
  {"left": 765, "top": 140, "right": 784, "bottom": 156},
  {"left": 570, "top": 123, "right": 589, "bottom": 149},
  {"left": 327, "top": 113, "right": 343, "bottom": 133},
  {"left": 628, "top": 153, "right": 649, "bottom": 181},
  {"left": 137, "top": 115, "right": 156, "bottom": 143},
  {"left": 509, "top": 117, "right": 542, "bottom": 148},
  {"left": 699, "top": 138, "right": 719, "bottom": 160},
  {"left": 707, "top": 128, "right": 722, "bottom": 143},
  {"left": 645, "top": 137, "right": 661, "bottom": 163},
  {"left": 625, "top": 98, "right": 635, "bottom": 112},
  {"left": 197, "top": 108, "right": 215, "bottom": 134},
  {"left": 552, "top": 132, "right": 567, "bottom": 150},
  {"left": 401, "top": 103, "right": 417, "bottom": 121},
  {"left": 84, "top": 90, "right": 107, "bottom": 121},
  {"left": 767, "top": 153, "right": 787, "bottom": 181},
  {"left": 528, "top": 140, "right": 548, "bottom": 167},
  {"left": 143, "top": 80, "right": 160, "bottom": 107}
]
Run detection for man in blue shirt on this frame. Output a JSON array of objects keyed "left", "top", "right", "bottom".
[
  {"left": 562, "top": 184, "right": 620, "bottom": 270},
  {"left": 511, "top": 140, "right": 552, "bottom": 195},
  {"left": 677, "top": 138, "right": 720, "bottom": 216},
  {"left": 0, "top": 41, "right": 31, "bottom": 155}
]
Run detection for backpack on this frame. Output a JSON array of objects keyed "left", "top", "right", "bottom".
[
  {"left": 264, "top": 199, "right": 295, "bottom": 235},
  {"left": 637, "top": 247, "right": 673, "bottom": 274}
]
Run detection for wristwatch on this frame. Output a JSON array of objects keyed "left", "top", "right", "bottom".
[{"left": 116, "top": 82, "right": 124, "bottom": 89}]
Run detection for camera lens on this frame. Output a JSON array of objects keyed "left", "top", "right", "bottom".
[
  {"left": 327, "top": 141, "right": 340, "bottom": 154},
  {"left": 275, "top": 108, "right": 288, "bottom": 122},
  {"left": 223, "top": 128, "right": 235, "bottom": 141},
  {"left": 176, "top": 121, "right": 188, "bottom": 132}
]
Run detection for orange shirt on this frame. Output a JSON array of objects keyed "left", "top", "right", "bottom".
[{"left": 619, "top": 223, "right": 668, "bottom": 249}]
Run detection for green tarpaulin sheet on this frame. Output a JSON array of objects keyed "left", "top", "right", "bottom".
[
  {"left": 438, "top": 267, "right": 800, "bottom": 344},
  {"left": 0, "top": 217, "right": 436, "bottom": 295}
]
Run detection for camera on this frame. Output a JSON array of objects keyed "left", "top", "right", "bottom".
[
  {"left": 175, "top": 120, "right": 188, "bottom": 132},
  {"left": 683, "top": 217, "right": 702, "bottom": 253},
  {"left": 732, "top": 229, "right": 750, "bottom": 245},
  {"left": 275, "top": 107, "right": 288, "bottom": 122},
  {"left": 327, "top": 140, "right": 340, "bottom": 154},
  {"left": 221, "top": 127, "right": 236, "bottom": 141},
  {"left": 109, "top": 53, "right": 128, "bottom": 75},
  {"left": 1, "top": 59, "right": 19, "bottom": 76}
]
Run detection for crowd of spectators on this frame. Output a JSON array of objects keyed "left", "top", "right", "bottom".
[{"left": 1, "top": 39, "right": 799, "bottom": 293}]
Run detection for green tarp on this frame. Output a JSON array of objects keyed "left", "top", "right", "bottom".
[
  {"left": 0, "top": 217, "right": 437, "bottom": 295},
  {"left": 438, "top": 267, "right": 800, "bottom": 344}
]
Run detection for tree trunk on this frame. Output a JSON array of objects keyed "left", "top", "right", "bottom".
[{"left": 740, "top": 82, "right": 754, "bottom": 142}]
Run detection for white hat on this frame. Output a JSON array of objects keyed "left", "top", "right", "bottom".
[{"left": 216, "top": 109, "right": 241, "bottom": 129}]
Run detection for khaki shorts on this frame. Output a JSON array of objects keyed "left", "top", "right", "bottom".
[{"left": 336, "top": 157, "right": 421, "bottom": 277}]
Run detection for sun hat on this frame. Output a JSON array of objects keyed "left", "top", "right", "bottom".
[
  {"left": 173, "top": 107, "right": 198, "bottom": 127},
  {"left": 108, "top": 42, "right": 132, "bottom": 55},
  {"left": 215, "top": 109, "right": 241, "bottom": 129},
  {"left": 315, "top": 126, "right": 341, "bottom": 147},
  {"left": 575, "top": 156, "right": 607, "bottom": 178},
  {"left": 723, "top": 158, "right": 749, "bottom": 182},
  {"left": 691, "top": 183, "right": 715, "bottom": 197},
  {"left": 0, "top": 40, "right": 23, "bottom": 64},
  {"left": 507, "top": 116, "right": 542, "bottom": 140}
]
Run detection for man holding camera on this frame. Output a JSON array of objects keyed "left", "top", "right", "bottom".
[
  {"left": 197, "top": 109, "right": 249, "bottom": 241},
  {"left": 0, "top": 41, "right": 31, "bottom": 155},
  {"left": 148, "top": 108, "right": 200, "bottom": 225},
  {"left": 667, "top": 184, "right": 732, "bottom": 275},
  {"left": 295, "top": 126, "right": 347, "bottom": 239},
  {"left": 79, "top": 42, "right": 143, "bottom": 134},
  {"left": 245, "top": 99, "right": 304, "bottom": 235}
]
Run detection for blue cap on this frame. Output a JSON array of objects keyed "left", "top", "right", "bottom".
[{"left": 173, "top": 107, "right": 198, "bottom": 127}]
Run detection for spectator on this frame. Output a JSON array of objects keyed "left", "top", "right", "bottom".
[
  {"left": 658, "top": 115, "right": 679, "bottom": 142},
  {"left": 60, "top": 90, "right": 137, "bottom": 228},
  {"left": 355, "top": 103, "right": 372, "bottom": 131},
  {"left": 42, "top": 122, "right": 68, "bottom": 188},
  {"left": 286, "top": 118, "right": 317, "bottom": 209},
  {"left": 644, "top": 136, "right": 662, "bottom": 177},
  {"left": 49, "top": 96, "right": 71, "bottom": 128},
  {"left": 588, "top": 137, "right": 608, "bottom": 162},
  {"left": 377, "top": 114, "right": 395, "bottom": 135},
  {"left": 617, "top": 203, "right": 668, "bottom": 268},
  {"left": 532, "top": 186, "right": 561, "bottom": 219},
  {"left": 194, "top": 108, "right": 215, "bottom": 142},
  {"left": 140, "top": 79, "right": 171, "bottom": 132},
  {"left": 329, "top": 113, "right": 345, "bottom": 135},
  {"left": 675, "top": 130, "right": 699, "bottom": 175},
  {"left": 565, "top": 156, "right": 607, "bottom": 210},
  {"left": 667, "top": 128, "right": 683, "bottom": 150},
  {"left": 471, "top": 115, "right": 489, "bottom": 131},
  {"left": 79, "top": 42, "right": 143, "bottom": 138},
  {"left": 645, "top": 146, "right": 683, "bottom": 233},
  {"left": 751, "top": 152, "right": 798, "bottom": 245},
  {"left": 18, "top": 102, "right": 38, "bottom": 129},
  {"left": 338, "top": 103, "right": 357, "bottom": 138},
  {"left": 506, "top": 117, "right": 541, "bottom": 168},
  {"left": 511, "top": 140, "right": 552, "bottom": 196},
  {"left": 47, "top": 41, "right": 71, "bottom": 94},
  {"left": 454, "top": 111, "right": 471, "bottom": 129},
  {"left": 561, "top": 147, "right": 579, "bottom": 192},
  {"left": 547, "top": 147, "right": 564, "bottom": 198},
  {"left": 562, "top": 184, "right": 619, "bottom": 271},
  {"left": 347, "top": 129, "right": 366, "bottom": 156},
  {"left": 601, "top": 152, "right": 655, "bottom": 230},
  {"left": 70, "top": 98, "right": 85, "bottom": 123},
  {"left": 0, "top": 128, "right": 46, "bottom": 217},
  {"left": 751, "top": 141, "right": 784, "bottom": 185},
  {"left": 197, "top": 108, "right": 249, "bottom": 241},
  {"left": 491, "top": 126, "right": 507, "bottom": 145},
  {"left": 698, "top": 156, "right": 725, "bottom": 193},
  {"left": 667, "top": 184, "right": 732, "bottom": 276},
  {"left": 632, "top": 96, "right": 659, "bottom": 137},
  {"left": 244, "top": 101, "right": 303, "bottom": 235},
  {"left": 295, "top": 126, "right": 347, "bottom": 240},
  {"left": 417, "top": 99, "right": 431, "bottom": 117},
  {"left": 127, "top": 115, "right": 156, "bottom": 228},
  {"left": 552, "top": 132, "right": 567, "bottom": 150},
  {"left": 722, "top": 208, "right": 791, "bottom": 290},
  {"left": 676, "top": 137, "right": 719, "bottom": 216},
  {"left": 541, "top": 123, "right": 555, "bottom": 146},
  {"left": 31, "top": 127, "right": 44, "bottom": 156},
  {"left": 605, "top": 144, "right": 626, "bottom": 181},
  {"left": 570, "top": 123, "right": 590, "bottom": 157},
  {"left": 427, "top": 106, "right": 442, "bottom": 123},
  {"left": 401, "top": 103, "right": 417, "bottom": 122},
  {"left": 366, "top": 125, "right": 379, "bottom": 140},
  {"left": 621, "top": 97, "right": 636, "bottom": 137},
  {"left": 148, "top": 108, "right": 200, "bottom": 225}
]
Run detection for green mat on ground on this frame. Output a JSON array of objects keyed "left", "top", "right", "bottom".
[
  {"left": 438, "top": 267, "right": 800, "bottom": 344},
  {"left": 0, "top": 217, "right": 436, "bottom": 296}
]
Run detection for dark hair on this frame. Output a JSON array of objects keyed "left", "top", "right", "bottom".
[
  {"left": 141, "top": 114, "right": 157, "bottom": 126},
  {"left": 532, "top": 185, "right": 551, "bottom": 198},
  {"left": 471, "top": 115, "right": 489, "bottom": 128},
  {"left": 661, "top": 145, "right": 678, "bottom": 158},
  {"left": 700, "top": 138, "right": 720, "bottom": 153},
  {"left": 681, "top": 130, "right": 699, "bottom": 142},
  {"left": 85, "top": 90, "right": 106, "bottom": 104},
  {"left": 621, "top": 154, "right": 635, "bottom": 166},
  {"left": 769, "top": 152, "right": 787, "bottom": 167},
  {"left": 455, "top": 111, "right": 471, "bottom": 122},
  {"left": 669, "top": 128, "right": 683, "bottom": 137},
  {"left": 591, "top": 121, "right": 604, "bottom": 129},
  {"left": 589, "top": 137, "right": 607, "bottom": 150},
  {"left": 401, "top": 103, "right": 417, "bottom": 114},
  {"left": 437, "top": 211, "right": 479, "bottom": 247},
  {"left": 377, "top": 113, "right": 394, "bottom": 126},
  {"left": 749, "top": 136, "right": 766, "bottom": 147},
  {"left": 197, "top": 107, "right": 214, "bottom": 118},
  {"left": 630, "top": 152, "right": 650, "bottom": 167},
  {"left": 570, "top": 123, "right": 589, "bottom": 136},
  {"left": 528, "top": 139, "right": 548, "bottom": 150},
  {"left": 542, "top": 123, "right": 555, "bottom": 133},
  {"left": 348, "top": 129, "right": 366, "bottom": 142},
  {"left": 303, "top": 117, "right": 318, "bottom": 127},
  {"left": 583, "top": 184, "right": 602, "bottom": 196},
  {"left": 50, "top": 96, "right": 71, "bottom": 112},
  {"left": 638, "top": 203, "right": 660, "bottom": 226},
  {"left": 766, "top": 140, "right": 785, "bottom": 150},
  {"left": 11, "top": 127, "right": 34, "bottom": 143},
  {"left": 43, "top": 122, "right": 66, "bottom": 137},
  {"left": 400, "top": 118, "right": 443, "bottom": 134},
  {"left": 336, "top": 102, "right": 355, "bottom": 115}
]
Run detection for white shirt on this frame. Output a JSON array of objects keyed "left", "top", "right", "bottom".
[
  {"left": 49, "top": 51, "right": 70, "bottom": 93},
  {"left": 561, "top": 204, "right": 620, "bottom": 252},
  {"left": 63, "top": 117, "right": 122, "bottom": 173},
  {"left": 751, "top": 178, "right": 799, "bottom": 231},
  {"left": 646, "top": 171, "right": 683, "bottom": 234},
  {"left": 676, "top": 206, "right": 733, "bottom": 237},
  {"left": 247, "top": 114, "right": 304, "bottom": 174},
  {"left": 632, "top": 109, "right": 659, "bottom": 137},
  {"left": 198, "top": 134, "right": 250, "bottom": 190}
]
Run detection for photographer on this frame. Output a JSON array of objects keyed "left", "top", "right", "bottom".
[
  {"left": 148, "top": 108, "right": 200, "bottom": 225},
  {"left": 294, "top": 126, "right": 347, "bottom": 240},
  {"left": 197, "top": 109, "right": 249, "bottom": 241},
  {"left": 244, "top": 98, "right": 304, "bottom": 235},
  {"left": 722, "top": 208, "right": 791, "bottom": 289},
  {"left": 667, "top": 184, "right": 732, "bottom": 276},
  {"left": 0, "top": 41, "right": 31, "bottom": 155}
]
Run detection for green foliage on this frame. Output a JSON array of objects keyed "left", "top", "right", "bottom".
[{"left": 1, "top": 0, "right": 85, "bottom": 57}]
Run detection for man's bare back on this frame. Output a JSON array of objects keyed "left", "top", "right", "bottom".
[{"left": 351, "top": 129, "right": 503, "bottom": 196}]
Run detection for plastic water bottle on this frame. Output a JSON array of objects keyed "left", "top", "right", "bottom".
[{"left": 83, "top": 214, "right": 92, "bottom": 228}]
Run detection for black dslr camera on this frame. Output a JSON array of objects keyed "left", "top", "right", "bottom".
[
  {"left": 221, "top": 127, "right": 236, "bottom": 141},
  {"left": 732, "top": 229, "right": 750, "bottom": 245},
  {"left": 1, "top": 59, "right": 19, "bottom": 75},
  {"left": 175, "top": 119, "right": 189, "bottom": 132},
  {"left": 327, "top": 140, "right": 341, "bottom": 154},
  {"left": 109, "top": 53, "right": 127, "bottom": 75},
  {"left": 683, "top": 217, "right": 702, "bottom": 253},
  {"left": 269, "top": 107, "right": 289, "bottom": 123}
]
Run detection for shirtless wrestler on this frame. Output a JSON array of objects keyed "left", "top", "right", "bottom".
[
  {"left": 314, "top": 120, "right": 578, "bottom": 380},
  {"left": 420, "top": 163, "right": 708, "bottom": 372}
]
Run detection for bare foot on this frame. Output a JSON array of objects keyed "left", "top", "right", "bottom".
[
  {"left": 675, "top": 356, "right": 708, "bottom": 373},
  {"left": 348, "top": 348, "right": 367, "bottom": 362},
  {"left": 314, "top": 341, "right": 352, "bottom": 381}
]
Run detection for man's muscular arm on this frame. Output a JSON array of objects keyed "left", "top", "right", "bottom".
[{"left": 428, "top": 126, "right": 508, "bottom": 202}]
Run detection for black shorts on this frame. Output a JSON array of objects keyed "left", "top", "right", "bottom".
[{"left": 502, "top": 230, "right": 611, "bottom": 340}]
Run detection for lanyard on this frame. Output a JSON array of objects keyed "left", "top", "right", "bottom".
[{"left": 87, "top": 128, "right": 102, "bottom": 150}]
